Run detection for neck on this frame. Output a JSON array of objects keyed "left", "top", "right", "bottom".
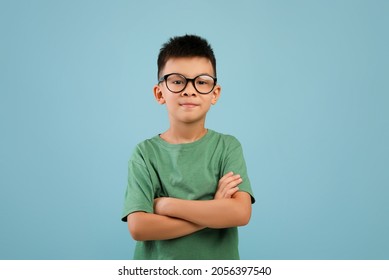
[{"left": 160, "top": 122, "right": 207, "bottom": 144}]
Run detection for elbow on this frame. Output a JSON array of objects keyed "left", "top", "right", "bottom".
[
  {"left": 128, "top": 224, "right": 144, "bottom": 241},
  {"left": 232, "top": 192, "right": 252, "bottom": 227},
  {"left": 237, "top": 210, "right": 251, "bottom": 226},
  {"left": 235, "top": 203, "right": 252, "bottom": 226},
  {"left": 214, "top": 209, "right": 250, "bottom": 229},
  {"left": 127, "top": 213, "right": 147, "bottom": 241}
]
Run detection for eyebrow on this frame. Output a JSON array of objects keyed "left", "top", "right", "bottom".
[{"left": 162, "top": 72, "right": 216, "bottom": 79}]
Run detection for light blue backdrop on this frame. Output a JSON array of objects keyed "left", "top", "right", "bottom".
[{"left": 1, "top": 0, "right": 388, "bottom": 259}]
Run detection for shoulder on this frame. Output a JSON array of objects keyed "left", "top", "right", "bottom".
[
  {"left": 209, "top": 130, "right": 242, "bottom": 149},
  {"left": 129, "top": 135, "right": 161, "bottom": 164},
  {"left": 134, "top": 136, "right": 159, "bottom": 151}
]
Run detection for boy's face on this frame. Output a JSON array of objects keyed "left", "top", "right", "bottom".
[{"left": 154, "top": 57, "right": 221, "bottom": 125}]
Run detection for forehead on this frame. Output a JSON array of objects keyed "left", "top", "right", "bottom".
[{"left": 162, "top": 57, "right": 214, "bottom": 77}]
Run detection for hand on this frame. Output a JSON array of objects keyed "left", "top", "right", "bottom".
[{"left": 214, "top": 172, "right": 242, "bottom": 199}]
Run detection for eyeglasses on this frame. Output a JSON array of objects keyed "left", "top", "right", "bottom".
[{"left": 158, "top": 73, "right": 217, "bottom": 94}]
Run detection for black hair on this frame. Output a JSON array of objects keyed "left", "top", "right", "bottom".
[{"left": 157, "top": 34, "right": 217, "bottom": 79}]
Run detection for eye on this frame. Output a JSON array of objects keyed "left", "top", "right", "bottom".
[
  {"left": 172, "top": 79, "right": 184, "bottom": 85},
  {"left": 167, "top": 74, "right": 186, "bottom": 85},
  {"left": 196, "top": 76, "right": 213, "bottom": 86},
  {"left": 196, "top": 80, "right": 209, "bottom": 85}
]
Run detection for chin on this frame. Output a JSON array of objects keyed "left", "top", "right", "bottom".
[{"left": 180, "top": 116, "right": 206, "bottom": 124}]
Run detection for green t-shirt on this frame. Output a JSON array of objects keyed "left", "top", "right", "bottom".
[{"left": 122, "top": 129, "right": 255, "bottom": 260}]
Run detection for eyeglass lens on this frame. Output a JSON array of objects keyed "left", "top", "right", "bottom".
[{"left": 165, "top": 74, "right": 215, "bottom": 94}]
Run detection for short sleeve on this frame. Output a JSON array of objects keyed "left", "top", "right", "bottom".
[
  {"left": 121, "top": 151, "right": 155, "bottom": 222},
  {"left": 222, "top": 136, "right": 255, "bottom": 204}
]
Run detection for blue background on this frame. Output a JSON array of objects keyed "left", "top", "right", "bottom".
[{"left": 1, "top": 0, "right": 388, "bottom": 259}]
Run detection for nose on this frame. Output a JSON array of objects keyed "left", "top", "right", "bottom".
[{"left": 181, "top": 80, "right": 197, "bottom": 97}]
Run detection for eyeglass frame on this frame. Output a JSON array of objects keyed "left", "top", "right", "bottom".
[{"left": 158, "top": 73, "right": 218, "bottom": 94}]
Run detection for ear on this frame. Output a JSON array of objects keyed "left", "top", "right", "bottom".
[
  {"left": 153, "top": 85, "right": 166, "bottom": 104},
  {"left": 211, "top": 85, "right": 221, "bottom": 105}
]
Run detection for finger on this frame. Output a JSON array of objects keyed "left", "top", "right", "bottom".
[
  {"left": 220, "top": 174, "right": 241, "bottom": 189},
  {"left": 220, "top": 186, "right": 240, "bottom": 198},
  {"left": 217, "top": 173, "right": 241, "bottom": 198},
  {"left": 218, "top": 175, "right": 234, "bottom": 192},
  {"left": 219, "top": 178, "right": 242, "bottom": 198},
  {"left": 218, "top": 172, "right": 234, "bottom": 185},
  {"left": 223, "top": 177, "right": 242, "bottom": 190},
  {"left": 225, "top": 186, "right": 240, "bottom": 198},
  {"left": 217, "top": 179, "right": 241, "bottom": 197},
  {"left": 221, "top": 174, "right": 240, "bottom": 185}
]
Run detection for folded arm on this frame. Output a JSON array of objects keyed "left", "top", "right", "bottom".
[
  {"left": 127, "top": 212, "right": 205, "bottom": 241},
  {"left": 126, "top": 172, "right": 248, "bottom": 241},
  {"left": 154, "top": 191, "right": 252, "bottom": 228}
]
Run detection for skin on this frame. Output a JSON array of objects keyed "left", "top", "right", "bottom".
[
  {"left": 127, "top": 56, "right": 252, "bottom": 241},
  {"left": 154, "top": 57, "right": 220, "bottom": 143}
]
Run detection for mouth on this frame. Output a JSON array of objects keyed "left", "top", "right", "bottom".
[{"left": 180, "top": 103, "right": 199, "bottom": 108}]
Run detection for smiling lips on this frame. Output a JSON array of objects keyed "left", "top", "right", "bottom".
[{"left": 180, "top": 102, "right": 199, "bottom": 108}]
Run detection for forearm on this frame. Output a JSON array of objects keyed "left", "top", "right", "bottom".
[
  {"left": 127, "top": 211, "right": 205, "bottom": 241},
  {"left": 156, "top": 192, "right": 252, "bottom": 229}
]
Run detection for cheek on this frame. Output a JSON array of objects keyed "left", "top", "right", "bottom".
[
  {"left": 164, "top": 98, "right": 178, "bottom": 109},
  {"left": 203, "top": 100, "right": 213, "bottom": 111}
]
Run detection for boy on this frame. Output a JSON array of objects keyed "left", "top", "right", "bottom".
[{"left": 122, "top": 35, "right": 255, "bottom": 259}]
